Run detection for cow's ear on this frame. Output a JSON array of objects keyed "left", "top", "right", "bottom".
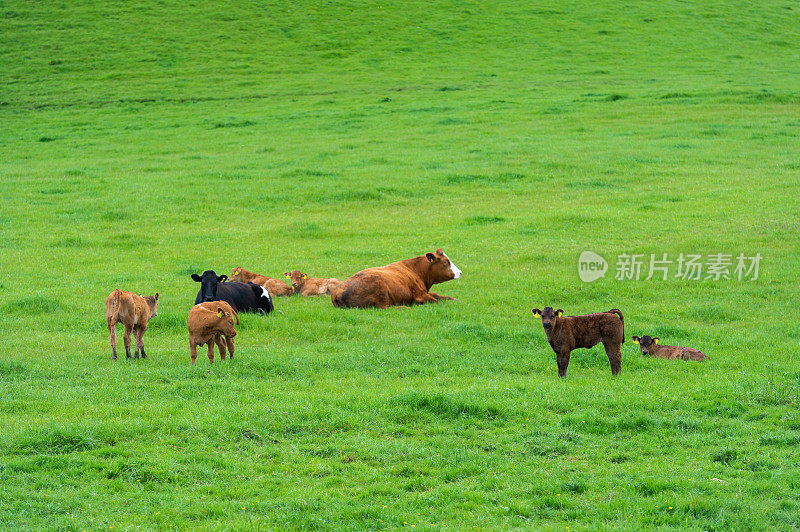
[
  {"left": 556, "top": 309, "right": 564, "bottom": 317},
  {"left": 154, "top": 292, "right": 159, "bottom": 301},
  {"left": 302, "top": 274, "right": 308, "bottom": 279},
  {"left": 218, "top": 275, "right": 228, "bottom": 283},
  {"left": 216, "top": 307, "right": 224, "bottom": 318},
  {"left": 532, "top": 308, "right": 541, "bottom": 317},
  {"left": 191, "top": 274, "right": 202, "bottom": 282},
  {"left": 653, "top": 337, "right": 660, "bottom": 345},
  {"left": 284, "top": 272, "right": 290, "bottom": 278},
  {"left": 426, "top": 252, "right": 436, "bottom": 263},
  {"left": 632, "top": 336, "right": 640, "bottom": 344}
]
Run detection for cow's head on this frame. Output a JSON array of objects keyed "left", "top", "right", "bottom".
[
  {"left": 145, "top": 293, "right": 159, "bottom": 318},
  {"left": 215, "top": 306, "right": 237, "bottom": 338},
  {"left": 230, "top": 267, "right": 244, "bottom": 280},
  {"left": 191, "top": 270, "right": 227, "bottom": 302},
  {"left": 255, "top": 285, "right": 274, "bottom": 313},
  {"left": 425, "top": 248, "right": 462, "bottom": 284},
  {"left": 285, "top": 270, "right": 308, "bottom": 291},
  {"left": 532, "top": 306, "right": 563, "bottom": 330},
  {"left": 632, "top": 335, "right": 659, "bottom": 356}
]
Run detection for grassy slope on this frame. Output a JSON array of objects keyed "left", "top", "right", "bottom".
[{"left": 1, "top": 0, "right": 799, "bottom": 529}]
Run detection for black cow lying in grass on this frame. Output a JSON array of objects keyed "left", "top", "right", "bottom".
[
  {"left": 532, "top": 306, "right": 625, "bottom": 377},
  {"left": 191, "top": 270, "right": 274, "bottom": 314}
]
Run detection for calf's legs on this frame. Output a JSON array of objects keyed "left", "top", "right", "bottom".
[
  {"left": 134, "top": 326, "right": 146, "bottom": 359},
  {"left": 123, "top": 324, "right": 133, "bottom": 358},
  {"left": 108, "top": 321, "right": 118, "bottom": 360},
  {"left": 207, "top": 341, "right": 215, "bottom": 364},
  {"left": 214, "top": 334, "right": 227, "bottom": 360},
  {"left": 557, "top": 351, "right": 571, "bottom": 378},
  {"left": 603, "top": 341, "right": 622, "bottom": 375},
  {"left": 226, "top": 336, "right": 235, "bottom": 360}
]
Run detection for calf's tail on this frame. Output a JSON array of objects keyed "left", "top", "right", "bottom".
[
  {"left": 108, "top": 289, "right": 121, "bottom": 323},
  {"left": 608, "top": 308, "right": 624, "bottom": 343}
]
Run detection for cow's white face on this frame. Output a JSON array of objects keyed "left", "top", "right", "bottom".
[{"left": 444, "top": 253, "right": 462, "bottom": 279}]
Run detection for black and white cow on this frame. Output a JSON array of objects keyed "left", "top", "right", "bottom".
[{"left": 191, "top": 270, "right": 274, "bottom": 314}]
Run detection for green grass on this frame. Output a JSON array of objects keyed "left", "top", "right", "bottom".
[{"left": 2, "top": 0, "right": 800, "bottom": 529}]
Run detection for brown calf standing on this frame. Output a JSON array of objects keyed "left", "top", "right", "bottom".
[
  {"left": 105, "top": 289, "right": 159, "bottom": 360},
  {"left": 532, "top": 307, "right": 625, "bottom": 377},
  {"left": 187, "top": 301, "right": 239, "bottom": 365},
  {"left": 632, "top": 335, "right": 708, "bottom": 362},
  {"left": 285, "top": 270, "right": 342, "bottom": 296},
  {"left": 230, "top": 267, "right": 293, "bottom": 296}
]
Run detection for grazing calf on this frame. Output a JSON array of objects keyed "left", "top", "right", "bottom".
[
  {"left": 105, "top": 289, "right": 159, "bottom": 360},
  {"left": 230, "top": 267, "right": 293, "bottom": 296},
  {"left": 632, "top": 335, "right": 708, "bottom": 362},
  {"left": 531, "top": 307, "right": 625, "bottom": 377},
  {"left": 192, "top": 270, "right": 274, "bottom": 314},
  {"left": 187, "top": 301, "right": 239, "bottom": 365},
  {"left": 332, "top": 248, "right": 462, "bottom": 308},
  {"left": 285, "top": 270, "right": 342, "bottom": 296}
]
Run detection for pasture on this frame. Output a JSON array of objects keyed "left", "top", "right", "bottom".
[{"left": 1, "top": 0, "right": 799, "bottom": 529}]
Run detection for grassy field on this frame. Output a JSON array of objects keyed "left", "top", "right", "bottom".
[{"left": 2, "top": 0, "right": 800, "bottom": 529}]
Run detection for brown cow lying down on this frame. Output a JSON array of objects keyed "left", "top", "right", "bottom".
[
  {"left": 331, "top": 248, "right": 462, "bottom": 309},
  {"left": 285, "top": 270, "right": 342, "bottom": 296},
  {"left": 230, "top": 267, "right": 292, "bottom": 296},
  {"left": 105, "top": 289, "right": 159, "bottom": 360},
  {"left": 632, "top": 335, "right": 708, "bottom": 361},
  {"left": 532, "top": 307, "right": 625, "bottom": 377},
  {"left": 187, "top": 301, "right": 239, "bottom": 365}
]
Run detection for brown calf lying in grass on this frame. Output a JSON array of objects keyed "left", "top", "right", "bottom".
[
  {"left": 632, "top": 335, "right": 708, "bottom": 361},
  {"left": 230, "top": 266, "right": 292, "bottom": 296},
  {"left": 285, "top": 270, "right": 342, "bottom": 296},
  {"left": 187, "top": 301, "right": 239, "bottom": 365},
  {"left": 105, "top": 289, "right": 159, "bottom": 360},
  {"left": 532, "top": 307, "right": 625, "bottom": 377}
]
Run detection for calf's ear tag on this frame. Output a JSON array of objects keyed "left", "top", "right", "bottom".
[
  {"left": 632, "top": 338, "right": 639, "bottom": 344},
  {"left": 556, "top": 310, "right": 563, "bottom": 317},
  {"left": 217, "top": 311, "right": 223, "bottom": 318},
  {"left": 532, "top": 310, "right": 541, "bottom": 317},
  {"left": 303, "top": 274, "right": 308, "bottom": 279},
  {"left": 653, "top": 338, "right": 659, "bottom": 345}
]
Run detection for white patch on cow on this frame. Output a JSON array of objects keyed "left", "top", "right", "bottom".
[
  {"left": 260, "top": 286, "right": 272, "bottom": 301},
  {"left": 444, "top": 253, "right": 462, "bottom": 279}
]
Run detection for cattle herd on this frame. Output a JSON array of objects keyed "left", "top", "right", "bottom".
[{"left": 105, "top": 247, "right": 708, "bottom": 373}]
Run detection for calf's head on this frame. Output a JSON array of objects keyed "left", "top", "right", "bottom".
[
  {"left": 230, "top": 267, "right": 244, "bottom": 280},
  {"left": 425, "top": 248, "right": 462, "bottom": 284},
  {"left": 532, "top": 306, "right": 563, "bottom": 330},
  {"left": 191, "top": 270, "right": 228, "bottom": 302},
  {"left": 215, "top": 306, "right": 237, "bottom": 338},
  {"left": 145, "top": 293, "right": 159, "bottom": 318},
  {"left": 285, "top": 270, "right": 308, "bottom": 291},
  {"left": 632, "top": 335, "right": 659, "bottom": 356}
]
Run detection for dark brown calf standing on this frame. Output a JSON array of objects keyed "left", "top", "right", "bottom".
[
  {"left": 532, "top": 307, "right": 625, "bottom": 377},
  {"left": 105, "top": 289, "right": 159, "bottom": 360}
]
